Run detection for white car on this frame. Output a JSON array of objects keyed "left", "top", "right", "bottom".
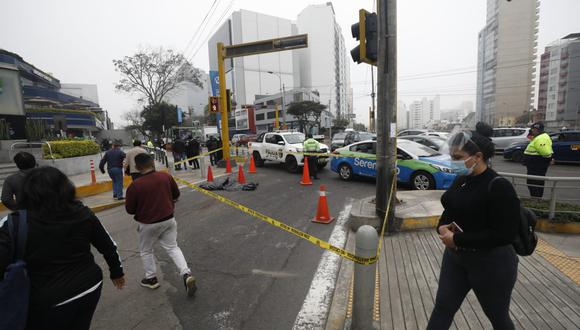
[
  {"left": 421, "top": 131, "right": 450, "bottom": 139},
  {"left": 491, "top": 127, "right": 530, "bottom": 152},
  {"left": 249, "top": 131, "right": 330, "bottom": 173}
]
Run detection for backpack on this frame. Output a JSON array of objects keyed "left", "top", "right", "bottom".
[
  {"left": 0, "top": 210, "right": 30, "bottom": 330},
  {"left": 488, "top": 177, "right": 537, "bottom": 256}
]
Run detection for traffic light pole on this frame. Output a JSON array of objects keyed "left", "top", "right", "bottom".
[
  {"left": 375, "top": 0, "right": 397, "bottom": 230},
  {"left": 217, "top": 42, "right": 231, "bottom": 160}
]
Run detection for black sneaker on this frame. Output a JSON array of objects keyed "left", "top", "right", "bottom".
[
  {"left": 183, "top": 274, "right": 197, "bottom": 297},
  {"left": 141, "top": 277, "right": 160, "bottom": 289}
]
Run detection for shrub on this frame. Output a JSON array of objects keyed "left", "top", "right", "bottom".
[
  {"left": 43, "top": 140, "right": 100, "bottom": 159},
  {"left": 521, "top": 198, "right": 580, "bottom": 223}
]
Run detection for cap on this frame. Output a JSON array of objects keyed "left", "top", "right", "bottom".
[{"left": 530, "top": 122, "right": 544, "bottom": 130}]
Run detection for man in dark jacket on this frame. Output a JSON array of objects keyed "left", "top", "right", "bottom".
[
  {"left": 186, "top": 136, "right": 200, "bottom": 170},
  {"left": 172, "top": 137, "right": 187, "bottom": 170},
  {"left": 125, "top": 153, "right": 196, "bottom": 297},
  {"left": 99, "top": 140, "right": 126, "bottom": 200},
  {"left": 207, "top": 136, "right": 218, "bottom": 166},
  {"left": 1, "top": 151, "right": 36, "bottom": 210}
]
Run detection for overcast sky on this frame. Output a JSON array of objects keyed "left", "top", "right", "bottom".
[{"left": 1, "top": 0, "right": 579, "bottom": 126}]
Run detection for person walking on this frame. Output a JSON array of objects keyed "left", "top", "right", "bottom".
[
  {"left": 1, "top": 152, "right": 36, "bottom": 211},
  {"left": 99, "top": 140, "right": 126, "bottom": 200},
  {"left": 125, "top": 153, "right": 197, "bottom": 296},
  {"left": 186, "top": 136, "right": 200, "bottom": 170},
  {"left": 172, "top": 137, "right": 187, "bottom": 171},
  {"left": 523, "top": 122, "right": 553, "bottom": 198},
  {"left": 0, "top": 166, "right": 125, "bottom": 329},
  {"left": 303, "top": 133, "right": 321, "bottom": 180},
  {"left": 427, "top": 122, "right": 520, "bottom": 330},
  {"left": 146, "top": 139, "right": 154, "bottom": 148},
  {"left": 207, "top": 136, "right": 217, "bottom": 166},
  {"left": 125, "top": 140, "right": 147, "bottom": 181}
]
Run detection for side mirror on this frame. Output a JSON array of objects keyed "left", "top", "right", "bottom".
[{"left": 277, "top": 141, "right": 285, "bottom": 145}]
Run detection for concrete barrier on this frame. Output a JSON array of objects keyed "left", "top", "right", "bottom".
[{"left": 38, "top": 153, "right": 104, "bottom": 177}]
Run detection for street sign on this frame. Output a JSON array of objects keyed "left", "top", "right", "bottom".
[
  {"left": 209, "top": 96, "right": 220, "bottom": 113},
  {"left": 224, "top": 34, "right": 308, "bottom": 58}
]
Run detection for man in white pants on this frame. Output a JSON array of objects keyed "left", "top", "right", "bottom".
[{"left": 125, "top": 153, "right": 196, "bottom": 296}]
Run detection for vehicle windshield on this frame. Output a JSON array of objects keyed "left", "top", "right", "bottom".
[
  {"left": 398, "top": 139, "right": 440, "bottom": 157},
  {"left": 359, "top": 132, "right": 375, "bottom": 141},
  {"left": 333, "top": 133, "right": 346, "bottom": 140},
  {"left": 285, "top": 133, "right": 305, "bottom": 144}
]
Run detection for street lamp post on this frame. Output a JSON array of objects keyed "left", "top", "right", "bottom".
[{"left": 268, "top": 71, "right": 286, "bottom": 126}]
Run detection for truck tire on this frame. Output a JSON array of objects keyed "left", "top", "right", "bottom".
[
  {"left": 253, "top": 151, "right": 265, "bottom": 167},
  {"left": 285, "top": 156, "right": 299, "bottom": 173}
]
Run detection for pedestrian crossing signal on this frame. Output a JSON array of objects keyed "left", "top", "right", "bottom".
[{"left": 209, "top": 96, "right": 220, "bottom": 113}]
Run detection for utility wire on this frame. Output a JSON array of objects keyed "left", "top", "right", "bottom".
[{"left": 182, "top": 0, "right": 221, "bottom": 58}]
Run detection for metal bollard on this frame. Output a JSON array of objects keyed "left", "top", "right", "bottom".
[
  {"left": 549, "top": 181, "right": 558, "bottom": 220},
  {"left": 200, "top": 154, "right": 206, "bottom": 179},
  {"left": 353, "top": 225, "right": 379, "bottom": 330}
]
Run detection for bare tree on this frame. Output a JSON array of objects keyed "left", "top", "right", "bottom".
[
  {"left": 122, "top": 108, "right": 148, "bottom": 137},
  {"left": 113, "top": 48, "right": 204, "bottom": 106}
]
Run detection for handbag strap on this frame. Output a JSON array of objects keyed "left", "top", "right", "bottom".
[{"left": 6, "top": 210, "right": 28, "bottom": 261}]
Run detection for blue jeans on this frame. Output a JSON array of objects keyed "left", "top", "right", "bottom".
[{"left": 108, "top": 167, "right": 124, "bottom": 198}]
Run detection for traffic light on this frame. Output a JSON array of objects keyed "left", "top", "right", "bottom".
[{"left": 350, "top": 9, "right": 378, "bottom": 66}]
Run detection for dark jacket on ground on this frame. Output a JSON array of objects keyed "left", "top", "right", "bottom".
[
  {"left": 0, "top": 203, "right": 123, "bottom": 309},
  {"left": 1, "top": 170, "right": 30, "bottom": 211},
  {"left": 125, "top": 171, "right": 180, "bottom": 224},
  {"left": 99, "top": 148, "right": 126, "bottom": 172},
  {"left": 437, "top": 167, "right": 520, "bottom": 250}
]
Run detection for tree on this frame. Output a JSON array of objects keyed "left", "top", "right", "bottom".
[
  {"left": 333, "top": 117, "right": 350, "bottom": 130},
  {"left": 113, "top": 48, "right": 204, "bottom": 106},
  {"left": 353, "top": 122, "right": 366, "bottom": 131},
  {"left": 122, "top": 108, "right": 149, "bottom": 138},
  {"left": 141, "top": 102, "right": 178, "bottom": 136},
  {"left": 286, "top": 101, "right": 327, "bottom": 133}
]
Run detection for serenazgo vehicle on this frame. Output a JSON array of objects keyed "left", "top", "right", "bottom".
[
  {"left": 503, "top": 131, "right": 580, "bottom": 164},
  {"left": 330, "top": 139, "right": 457, "bottom": 190}
]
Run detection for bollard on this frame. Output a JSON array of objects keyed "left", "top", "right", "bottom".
[
  {"left": 90, "top": 159, "right": 97, "bottom": 185},
  {"left": 200, "top": 153, "right": 206, "bottom": 179},
  {"left": 353, "top": 225, "right": 379, "bottom": 330}
]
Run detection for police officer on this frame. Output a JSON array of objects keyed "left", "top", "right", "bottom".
[
  {"left": 303, "top": 134, "right": 321, "bottom": 180},
  {"left": 523, "top": 122, "right": 553, "bottom": 198}
]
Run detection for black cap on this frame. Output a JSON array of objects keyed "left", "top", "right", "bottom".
[{"left": 530, "top": 122, "right": 544, "bottom": 131}]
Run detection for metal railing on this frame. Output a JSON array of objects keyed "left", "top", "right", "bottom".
[
  {"left": 498, "top": 172, "right": 580, "bottom": 220},
  {"left": 10, "top": 141, "right": 55, "bottom": 161},
  {"left": 144, "top": 146, "right": 169, "bottom": 167}
]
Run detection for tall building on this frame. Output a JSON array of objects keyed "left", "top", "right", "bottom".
[
  {"left": 296, "top": 3, "right": 352, "bottom": 119},
  {"left": 537, "top": 33, "right": 580, "bottom": 130},
  {"left": 476, "top": 0, "right": 539, "bottom": 127},
  {"left": 397, "top": 100, "right": 408, "bottom": 130},
  {"left": 408, "top": 96, "right": 440, "bottom": 129},
  {"left": 164, "top": 71, "right": 210, "bottom": 122}
]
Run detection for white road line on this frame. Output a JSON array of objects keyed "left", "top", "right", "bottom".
[{"left": 293, "top": 202, "right": 353, "bottom": 330}]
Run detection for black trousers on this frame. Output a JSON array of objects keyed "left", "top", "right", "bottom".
[
  {"left": 427, "top": 246, "right": 518, "bottom": 330},
  {"left": 525, "top": 157, "right": 550, "bottom": 198},
  {"left": 189, "top": 157, "right": 200, "bottom": 169},
  {"left": 27, "top": 283, "right": 102, "bottom": 330},
  {"left": 307, "top": 156, "right": 318, "bottom": 178}
]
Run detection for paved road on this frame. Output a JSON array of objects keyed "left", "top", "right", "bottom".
[{"left": 92, "top": 164, "right": 375, "bottom": 329}]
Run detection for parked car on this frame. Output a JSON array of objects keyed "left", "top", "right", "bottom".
[
  {"left": 491, "top": 127, "right": 530, "bottom": 152},
  {"left": 331, "top": 132, "right": 347, "bottom": 151},
  {"left": 397, "top": 129, "right": 429, "bottom": 137},
  {"left": 503, "top": 131, "right": 580, "bottom": 163},
  {"left": 421, "top": 131, "right": 450, "bottom": 139},
  {"left": 344, "top": 131, "right": 376, "bottom": 146},
  {"left": 330, "top": 139, "right": 456, "bottom": 190},
  {"left": 399, "top": 135, "right": 447, "bottom": 151}
]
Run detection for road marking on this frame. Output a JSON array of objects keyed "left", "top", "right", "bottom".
[
  {"left": 251, "top": 269, "right": 299, "bottom": 278},
  {"left": 293, "top": 203, "right": 352, "bottom": 330}
]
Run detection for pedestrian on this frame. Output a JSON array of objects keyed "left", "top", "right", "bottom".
[
  {"left": 303, "top": 133, "right": 321, "bottom": 180},
  {"left": 0, "top": 166, "right": 125, "bottom": 329},
  {"left": 1, "top": 151, "right": 36, "bottom": 211},
  {"left": 427, "top": 122, "right": 520, "bottom": 330},
  {"left": 125, "top": 153, "right": 197, "bottom": 296},
  {"left": 146, "top": 139, "right": 154, "bottom": 148},
  {"left": 186, "top": 135, "right": 200, "bottom": 170},
  {"left": 99, "top": 140, "right": 126, "bottom": 200},
  {"left": 100, "top": 139, "right": 111, "bottom": 152},
  {"left": 216, "top": 137, "right": 223, "bottom": 162},
  {"left": 172, "top": 137, "right": 187, "bottom": 171},
  {"left": 125, "top": 140, "right": 147, "bottom": 181},
  {"left": 207, "top": 136, "right": 217, "bottom": 166},
  {"left": 523, "top": 122, "right": 553, "bottom": 198}
]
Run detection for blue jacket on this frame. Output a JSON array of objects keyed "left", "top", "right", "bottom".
[{"left": 99, "top": 148, "right": 126, "bottom": 172}]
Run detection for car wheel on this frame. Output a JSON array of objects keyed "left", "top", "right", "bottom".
[
  {"left": 511, "top": 150, "right": 523, "bottom": 163},
  {"left": 338, "top": 163, "right": 353, "bottom": 181},
  {"left": 317, "top": 161, "right": 327, "bottom": 170},
  {"left": 411, "top": 171, "right": 435, "bottom": 190},
  {"left": 253, "top": 152, "right": 265, "bottom": 167},
  {"left": 286, "top": 156, "right": 298, "bottom": 173}
]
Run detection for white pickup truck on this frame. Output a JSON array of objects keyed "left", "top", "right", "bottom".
[{"left": 248, "top": 131, "right": 330, "bottom": 173}]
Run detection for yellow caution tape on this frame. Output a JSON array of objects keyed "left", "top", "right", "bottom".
[
  {"left": 174, "top": 148, "right": 223, "bottom": 166},
  {"left": 173, "top": 176, "right": 396, "bottom": 265}
]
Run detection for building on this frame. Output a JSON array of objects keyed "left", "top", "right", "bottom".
[
  {"left": 408, "top": 96, "right": 440, "bottom": 129},
  {"left": 164, "top": 71, "right": 210, "bottom": 124},
  {"left": 537, "top": 33, "right": 580, "bottom": 130},
  {"left": 476, "top": 0, "right": 539, "bottom": 127},
  {"left": 397, "top": 100, "right": 408, "bottom": 130},
  {"left": 296, "top": 3, "right": 352, "bottom": 119}
]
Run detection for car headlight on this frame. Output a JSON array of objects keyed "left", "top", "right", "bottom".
[
  {"left": 429, "top": 164, "right": 453, "bottom": 173},
  {"left": 296, "top": 148, "right": 303, "bottom": 153}
]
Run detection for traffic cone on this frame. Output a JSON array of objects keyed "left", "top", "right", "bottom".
[
  {"left": 312, "top": 185, "right": 335, "bottom": 224},
  {"left": 238, "top": 165, "right": 246, "bottom": 184},
  {"left": 207, "top": 166, "right": 214, "bottom": 182},
  {"left": 226, "top": 159, "right": 232, "bottom": 174},
  {"left": 300, "top": 156, "right": 313, "bottom": 185},
  {"left": 248, "top": 154, "right": 257, "bottom": 173}
]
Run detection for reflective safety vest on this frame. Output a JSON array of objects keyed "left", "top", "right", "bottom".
[
  {"left": 147, "top": 141, "right": 154, "bottom": 148},
  {"left": 524, "top": 132, "right": 553, "bottom": 158},
  {"left": 303, "top": 138, "right": 321, "bottom": 152}
]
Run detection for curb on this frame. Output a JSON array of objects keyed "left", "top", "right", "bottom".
[
  {"left": 536, "top": 219, "right": 580, "bottom": 234},
  {"left": 90, "top": 200, "right": 126, "bottom": 213}
]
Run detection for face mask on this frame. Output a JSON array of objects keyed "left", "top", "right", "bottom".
[{"left": 450, "top": 157, "right": 477, "bottom": 176}]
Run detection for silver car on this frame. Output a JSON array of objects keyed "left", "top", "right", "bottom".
[{"left": 491, "top": 127, "right": 530, "bottom": 152}]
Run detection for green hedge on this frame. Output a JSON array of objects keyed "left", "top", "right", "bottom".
[
  {"left": 521, "top": 198, "right": 580, "bottom": 223},
  {"left": 43, "top": 140, "right": 100, "bottom": 159}
]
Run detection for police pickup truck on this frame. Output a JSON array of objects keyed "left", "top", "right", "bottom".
[{"left": 248, "top": 131, "right": 330, "bottom": 173}]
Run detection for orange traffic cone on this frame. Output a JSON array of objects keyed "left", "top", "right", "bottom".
[
  {"left": 300, "top": 157, "right": 313, "bottom": 185},
  {"left": 207, "top": 166, "right": 214, "bottom": 182},
  {"left": 226, "top": 159, "right": 232, "bottom": 174},
  {"left": 238, "top": 164, "right": 246, "bottom": 184},
  {"left": 248, "top": 154, "right": 257, "bottom": 173},
  {"left": 312, "top": 185, "right": 335, "bottom": 224}
]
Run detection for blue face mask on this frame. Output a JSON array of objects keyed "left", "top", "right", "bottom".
[{"left": 450, "top": 157, "right": 476, "bottom": 176}]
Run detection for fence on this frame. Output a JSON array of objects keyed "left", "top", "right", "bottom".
[{"left": 498, "top": 172, "right": 580, "bottom": 220}]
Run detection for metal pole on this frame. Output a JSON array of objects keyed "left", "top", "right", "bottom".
[
  {"left": 376, "top": 0, "right": 397, "bottom": 229},
  {"left": 549, "top": 181, "right": 558, "bottom": 220},
  {"left": 282, "top": 83, "right": 286, "bottom": 126},
  {"left": 371, "top": 67, "right": 376, "bottom": 133},
  {"left": 353, "top": 225, "right": 379, "bottom": 330},
  {"left": 217, "top": 42, "right": 231, "bottom": 160}
]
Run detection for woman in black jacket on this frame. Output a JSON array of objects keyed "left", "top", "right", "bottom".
[
  {"left": 427, "top": 122, "right": 520, "bottom": 330},
  {"left": 0, "top": 166, "right": 125, "bottom": 330}
]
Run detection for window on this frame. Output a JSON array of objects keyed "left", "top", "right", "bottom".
[
  {"left": 267, "top": 111, "right": 277, "bottom": 119},
  {"left": 266, "top": 134, "right": 282, "bottom": 144},
  {"left": 256, "top": 133, "right": 265, "bottom": 143},
  {"left": 256, "top": 113, "right": 265, "bottom": 121},
  {"left": 350, "top": 142, "right": 375, "bottom": 154}
]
